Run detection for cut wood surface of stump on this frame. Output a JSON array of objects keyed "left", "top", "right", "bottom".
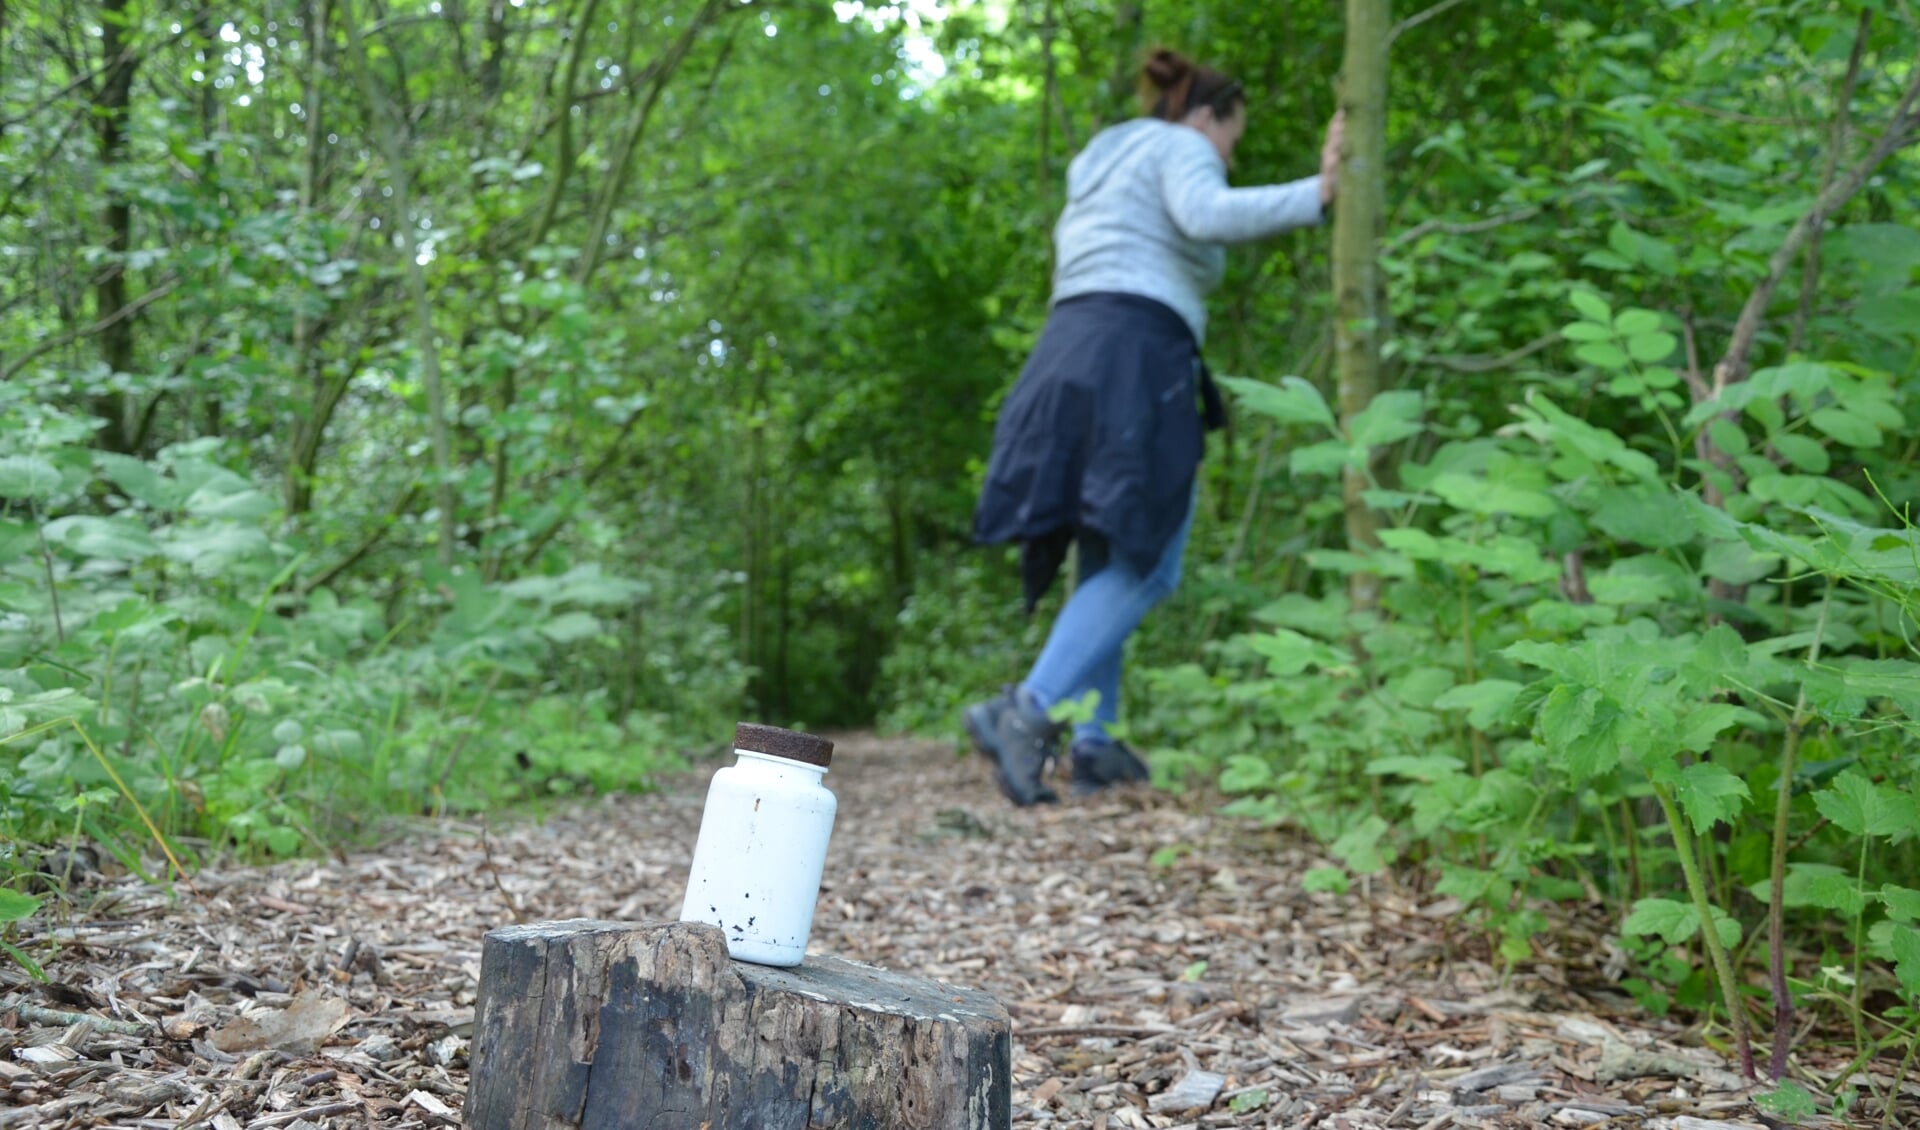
[{"left": 467, "top": 919, "right": 1011, "bottom": 1130}]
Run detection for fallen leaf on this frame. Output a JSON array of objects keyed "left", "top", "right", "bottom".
[{"left": 211, "top": 990, "right": 350, "bottom": 1054}]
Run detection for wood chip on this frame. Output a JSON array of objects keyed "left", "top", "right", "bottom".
[{"left": 2, "top": 734, "right": 1911, "bottom": 1128}]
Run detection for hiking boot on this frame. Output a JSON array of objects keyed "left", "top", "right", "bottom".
[
  {"left": 963, "top": 687, "right": 1060, "bottom": 806},
  {"left": 1069, "top": 738, "right": 1151, "bottom": 799}
]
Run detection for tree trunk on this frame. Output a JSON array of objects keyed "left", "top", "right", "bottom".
[
  {"left": 91, "top": 0, "right": 139, "bottom": 454},
  {"left": 1101, "top": 1, "right": 1144, "bottom": 129},
  {"left": 574, "top": 0, "right": 720, "bottom": 287},
  {"left": 287, "top": 0, "right": 337, "bottom": 518},
  {"left": 344, "top": 0, "right": 458, "bottom": 568},
  {"left": 1334, "top": 0, "right": 1390, "bottom": 613},
  {"left": 468, "top": 919, "right": 1011, "bottom": 1130}
]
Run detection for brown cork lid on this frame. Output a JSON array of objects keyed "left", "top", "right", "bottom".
[{"left": 735, "top": 723, "right": 833, "bottom": 768}]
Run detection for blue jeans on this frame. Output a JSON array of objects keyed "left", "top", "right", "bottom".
[{"left": 1023, "top": 500, "right": 1194, "bottom": 747}]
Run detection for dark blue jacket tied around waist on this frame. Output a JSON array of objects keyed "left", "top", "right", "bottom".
[{"left": 972, "top": 292, "right": 1225, "bottom": 613}]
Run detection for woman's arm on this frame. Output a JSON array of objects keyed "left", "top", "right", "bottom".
[{"left": 1159, "top": 129, "right": 1326, "bottom": 245}]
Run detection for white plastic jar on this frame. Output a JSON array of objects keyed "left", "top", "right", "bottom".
[{"left": 678, "top": 723, "right": 838, "bottom": 967}]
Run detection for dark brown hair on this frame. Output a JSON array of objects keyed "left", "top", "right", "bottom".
[{"left": 1139, "top": 47, "right": 1244, "bottom": 122}]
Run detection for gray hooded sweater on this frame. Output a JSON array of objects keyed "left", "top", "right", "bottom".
[{"left": 1050, "top": 118, "right": 1325, "bottom": 346}]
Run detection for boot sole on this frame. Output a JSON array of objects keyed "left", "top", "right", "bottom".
[{"left": 965, "top": 703, "right": 1056, "bottom": 807}]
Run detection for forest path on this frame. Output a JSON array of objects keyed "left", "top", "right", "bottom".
[{"left": 4, "top": 734, "right": 1806, "bottom": 1128}]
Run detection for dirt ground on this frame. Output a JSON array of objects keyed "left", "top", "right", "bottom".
[{"left": 2, "top": 733, "right": 1905, "bottom": 1128}]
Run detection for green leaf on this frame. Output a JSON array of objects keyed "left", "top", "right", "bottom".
[
  {"left": 538, "top": 611, "right": 605, "bottom": 643},
  {"left": 1804, "top": 873, "right": 1867, "bottom": 917},
  {"left": 1228, "top": 1089, "right": 1270, "bottom": 1114},
  {"left": 1609, "top": 221, "right": 1679, "bottom": 275},
  {"left": 1613, "top": 309, "right": 1661, "bottom": 336},
  {"left": 0, "top": 889, "right": 42, "bottom": 923},
  {"left": 1301, "top": 868, "right": 1348, "bottom": 895},
  {"left": 160, "top": 524, "right": 270, "bottom": 573},
  {"left": 1570, "top": 290, "right": 1613, "bottom": 325},
  {"left": 1575, "top": 341, "right": 1630, "bottom": 370},
  {"left": 42, "top": 516, "right": 159, "bottom": 561},
  {"left": 1591, "top": 486, "right": 1694, "bottom": 549},
  {"left": 1391, "top": 666, "right": 1456, "bottom": 709},
  {"left": 1669, "top": 762, "right": 1749, "bottom": 833},
  {"left": 0, "top": 455, "right": 63, "bottom": 501},
  {"left": 274, "top": 744, "right": 308, "bottom": 770},
  {"left": 1814, "top": 770, "right": 1907, "bottom": 838},
  {"left": 1347, "top": 390, "right": 1425, "bottom": 448},
  {"left": 1706, "top": 419, "right": 1749, "bottom": 457},
  {"left": 1623, "top": 897, "right": 1699, "bottom": 944},
  {"left": 1219, "top": 755, "right": 1274, "bottom": 795},
  {"left": 1246, "top": 628, "right": 1348, "bottom": 677},
  {"left": 1882, "top": 885, "right": 1920, "bottom": 924},
  {"left": 1770, "top": 433, "right": 1831, "bottom": 473},
  {"left": 1675, "top": 704, "right": 1744, "bottom": 753},
  {"left": 1429, "top": 471, "right": 1558, "bottom": 517},
  {"left": 96, "top": 453, "right": 185, "bottom": 509},
  {"left": 1627, "top": 331, "right": 1677, "bottom": 363},
  {"left": 1755, "top": 1081, "right": 1818, "bottom": 1122},
  {"left": 1701, "top": 540, "right": 1780, "bottom": 585},
  {"left": 1750, "top": 863, "right": 1850, "bottom": 909},
  {"left": 1893, "top": 924, "right": 1920, "bottom": 1000},
  {"left": 1331, "top": 815, "right": 1391, "bottom": 874},
  {"left": 1808, "top": 407, "right": 1881, "bottom": 448},
  {"left": 1538, "top": 685, "right": 1624, "bottom": 779},
  {"left": 1288, "top": 440, "right": 1352, "bottom": 477},
  {"left": 1432, "top": 680, "right": 1524, "bottom": 729},
  {"left": 1216, "top": 374, "right": 1337, "bottom": 430},
  {"left": 1562, "top": 321, "right": 1613, "bottom": 342},
  {"left": 0, "top": 518, "right": 35, "bottom": 566}
]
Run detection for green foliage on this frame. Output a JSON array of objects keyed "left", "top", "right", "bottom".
[
  {"left": 3, "top": 0, "right": 1918, "bottom": 1087},
  {"left": 0, "top": 401, "right": 712, "bottom": 858}
]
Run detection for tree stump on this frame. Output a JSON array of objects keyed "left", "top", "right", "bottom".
[{"left": 466, "top": 919, "right": 1011, "bottom": 1130}]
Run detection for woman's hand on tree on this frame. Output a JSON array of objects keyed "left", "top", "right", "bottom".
[{"left": 1319, "top": 111, "right": 1345, "bottom": 207}]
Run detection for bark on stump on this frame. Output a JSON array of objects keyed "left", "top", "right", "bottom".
[{"left": 467, "top": 919, "right": 1011, "bottom": 1130}]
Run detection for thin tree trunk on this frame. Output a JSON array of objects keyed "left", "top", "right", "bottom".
[
  {"left": 91, "top": 0, "right": 139, "bottom": 453},
  {"left": 1101, "top": 1, "right": 1143, "bottom": 129},
  {"left": 479, "top": 0, "right": 509, "bottom": 99},
  {"left": 483, "top": 364, "right": 516, "bottom": 582},
  {"left": 1786, "top": 8, "right": 1870, "bottom": 359},
  {"left": 1038, "top": 0, "right": 1056, "bottom": 192},
  {"left": 574, "top": 0, "right": 720, "bottom": 286},
  {"left": 525, "top": 0, "right": 602, "bottom": 255},
  {"left": 287, "top": 0, "right": 337, "bottom": 518},
  {"left": 1715, "top": 65, "right": 1920, "bottom": 394},
  {"left": 1334, "top": 0, "right": 1390, "bottom": 613},
  {"left": 344, "top": 0, "right": 458, "bottom": 568}
]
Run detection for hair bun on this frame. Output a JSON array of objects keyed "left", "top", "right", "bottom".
[{"left": 1142, "top": 47, "right": 1193, "bottom": 91}]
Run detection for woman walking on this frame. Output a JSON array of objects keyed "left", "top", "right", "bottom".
[{"left": 967, "top": 48, "right": 1341, "bottom": 805}]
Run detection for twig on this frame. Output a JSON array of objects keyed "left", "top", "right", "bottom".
[
  {"left": 0, "top": 277, "right": 181, "bottom": 382},
  {"left": 1675, "top": 100, "right": 1802, "bottom": 127},
  {"left": 1715, "top": 65, "right": 1920, "bottom": 389},
  {"left": 35, "top": 516, "right": 64, "bottom": 644},
  {"left": 1387, "top": 0, "right": 1471, "bottom": 44},
  {"left": 1386, "top": 206, "right": 1543, "bottom": 251},
  {"left": 302, "top": 482, "right": 421, "bottom": 593},
  {"left": 478, "top": 819, "right": 526, "bottom": 924},
  {"left": 1787, "top": 8, "right": 1871, "bottom": 359},
  {"left": 175, "top": 1092, "right": 230, "bottom": 1130},
  {"left": 2, "top": 997, "right": 152, "bottom": 1036},
  {"left": 1018, "top": 1023, "right": 1177, "bottom": 1039},
  {"left": 1421, "top": 331, "right": 1563, "bottom": 373},
  {"left": 244, "top": 1103, "right": 361, "bottom": 1129}
]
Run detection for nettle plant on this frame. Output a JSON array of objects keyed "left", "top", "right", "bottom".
[
  {"left": 1203, "top": 292, "right": 1919, "bottom": 1081},
  {"left": 0, "top": 394, "right": 692, "bottom": 870}
]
